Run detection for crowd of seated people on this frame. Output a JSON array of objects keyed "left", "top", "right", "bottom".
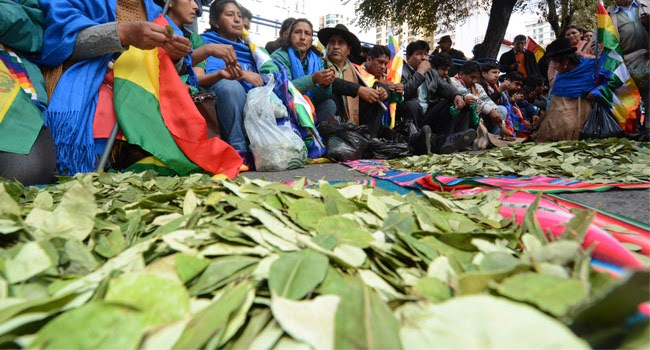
[{"left": 0, "top": 0, "right": 645, "bottom": 186}]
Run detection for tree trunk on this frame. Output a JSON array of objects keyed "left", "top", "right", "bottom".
[{"left": 475, "top": 0, "right": 520, "bottom": 59}]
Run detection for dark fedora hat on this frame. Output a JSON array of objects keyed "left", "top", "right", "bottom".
[
  {"left": 438, "top": 35, "right": 452, "bottom": 44},
  {"left": 317, "top": 24, "right": 361, "bottom": 54},
  {"left": 545, "top": 37, "right": 577, "bottom": 58}
]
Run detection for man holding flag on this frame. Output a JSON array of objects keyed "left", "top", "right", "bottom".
[
  {"left": 596, "top": 0, "right": 645, "bottom": 133},
  {"left": 605, "top": 0, "right": 649, "bottom": 134}
]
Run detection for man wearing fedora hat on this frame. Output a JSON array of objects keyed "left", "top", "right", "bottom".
[
  {"left": 432, "top": 35, "right": 466, "bottom": 77},
  {"left": 318, "top": 24, "right": 388, "bottom": 138}
]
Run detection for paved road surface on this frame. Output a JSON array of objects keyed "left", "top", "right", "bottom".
[{"left": 241, "top": 163, "right": 650, "bottom": 225}]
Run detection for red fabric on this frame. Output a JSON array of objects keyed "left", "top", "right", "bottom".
[
  {"left": 153, "top": 16, "right": 242, "bottom": 179},
  {"left": 93, "top": 71, "right": 124, "bottom": 140}
]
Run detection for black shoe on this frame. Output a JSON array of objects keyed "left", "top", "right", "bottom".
[
  {"left": 410, "top": 125, "right": 432, "bottom": 155},
  {"left": 439, "top": 129, "right": 477, "bottom": 154}
]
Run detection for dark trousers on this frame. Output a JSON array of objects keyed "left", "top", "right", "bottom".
[{"left": 0, "top": 127, "right": 57, "bottom": 185}]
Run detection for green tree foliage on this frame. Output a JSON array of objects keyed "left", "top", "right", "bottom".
[{"left": 348, "top": 0, "right": 605, "bottom": 58}]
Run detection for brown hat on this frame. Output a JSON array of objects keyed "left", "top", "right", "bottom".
[
  {"left": 317, "top": 24, "right": 361, "bottom": 54},
  {"left": 438, "top": 35, "right": 452, "bottom": 44},
  {"left": 487, "top": 133, "right": 526, "bottom": 147}
]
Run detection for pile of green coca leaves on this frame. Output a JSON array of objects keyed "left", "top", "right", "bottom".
[
  {"left": 0, "top": 172, "right": 648, "bottom": 349},
  {"left": 388, "top": 139, "right": 650, "bottom": 183}
]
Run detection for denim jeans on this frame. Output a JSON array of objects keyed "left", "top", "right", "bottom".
[{"left": 210, "top": 79, "right": 248, "bottom": 151}]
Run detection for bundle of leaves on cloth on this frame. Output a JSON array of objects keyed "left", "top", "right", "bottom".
[
  {"left": 0, "top": 172, "right": 648, "bottom": 349},
  {"left": 389, "top": 138, "right": 650, "bottom": 183}
]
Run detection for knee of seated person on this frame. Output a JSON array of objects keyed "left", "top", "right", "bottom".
[
  {"left": 316, "top": 99, "right": 337, "bottom": 122},
  {"left": 0, "top": 127, "right": 57, "bottom": 186},
  {"left": 211, "top": 79, "right": 247, "bottom": 101}
]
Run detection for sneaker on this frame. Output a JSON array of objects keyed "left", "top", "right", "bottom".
[
  {"left": 440, "top": 129, "right": 477, "bottom": 154},
  {"left": 410, "top": 125, "right": 432, "bottom": 155}
]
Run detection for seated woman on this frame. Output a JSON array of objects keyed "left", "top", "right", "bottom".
[
  {"left": 0, "top": 0, "right": 56, "bottom": 185},
  {"left": 534, "top": 38, "right": 611, "bottom": 142},
  {"left": 270, "top": 18, "right": 337, "bottom": 123},
  {"left": 37, "top": 0, "right": 241, "bottom": 178},
  {"left": 200, "top": 0, "right": 263, "bottom": 162}
]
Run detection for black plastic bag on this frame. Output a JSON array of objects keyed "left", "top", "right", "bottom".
[
  {"left": 365, "top": 138, "right": 412, "bottom": 159},
  {"left": 580, "top": 100, "right": 625, "bottom": 140},
  {"left": 318, "top": 117, "right": 370, "bottom": 161}
]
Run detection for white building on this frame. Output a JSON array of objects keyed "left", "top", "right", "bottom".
[
  {"left": 320, "top": 13, "right": 351, "bottom": 29},
  {"left": 526, "top": 20, "right": 556, "bottom": 45},
  {"left": 375, "top": 23, "right": 435, "bottom": 51}
]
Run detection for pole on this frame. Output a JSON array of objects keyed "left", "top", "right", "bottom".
[{"left": 95, "top": 0, "right": 173, "bottom": 172}]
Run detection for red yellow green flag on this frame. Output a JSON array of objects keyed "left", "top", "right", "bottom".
[
  {"left": 111, "top": 16, "right": 242, "bottom": 178},
  {"left": 525, "top": 36, "right": 545, "bottom": 62}
]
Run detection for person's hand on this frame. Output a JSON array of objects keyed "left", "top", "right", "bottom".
[
  {"left": 241, "top": 71, "right": 264, "bottom": 87},
  {"left": 377, "top": 86, "right": 388, "bottom": 101},
  {"left": 640, "top": 13, "right": 649, "bottom": 28},
  {"left": 118, "top": 21, "right": 168, "bottom": 49},
  {"left": 499, "top": 80, "right": 510, "bottom": 92},
  {"left": 393, "top": 83, "right": 404, "bottom": 95},
  {"left": 453, "top": 95, "right": 465, "bottom": 109},
  {"left": 357, "top": 86, "right": 381, "bottom": 103},
  {"left": 218, "top": 65, "right": 243, "bottom": 80},
  {"left": 163, "top": 35, "right": 192, "bottom": 61},
  {"left": 207, "top": 44, "right": 237, "bottom": 66},
  {"left": 532, "top": 115, "right": 540, "bottom": 125},
  {"left": 464, "top": 94, "right": 477, "bottom": 104},
  {"left": 312, "top": 68, "right": 335, "bottom": 86},
  {"left": 500, "top": 125, "right": 512, "bottom": 137},
  {"left": 416, "top": 60, "right": 431, "bottom": 75}
]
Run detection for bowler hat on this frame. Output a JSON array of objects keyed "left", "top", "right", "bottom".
[
  {"left": 317, "top": 24, "right": 361, "bottom": 54},
  {"left": 438, "top": 35, "right": 452, "bottom": 44},
  {"left": 545, "top": 38, "right": 577, "bottom": 58}
]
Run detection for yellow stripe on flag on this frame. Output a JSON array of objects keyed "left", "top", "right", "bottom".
[
  {"left": 113, "top": 47, "right": 160, "bottom": 98},
  {"left": 0, "top": 60, "right": 21, "bottom": 123},
  {"left": 597, "top": 14, "right": 619, "bottom": 40}
]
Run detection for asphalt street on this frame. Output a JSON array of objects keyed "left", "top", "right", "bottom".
[{"left": 241, "top": 162, "right": 650, "bottom": 225}]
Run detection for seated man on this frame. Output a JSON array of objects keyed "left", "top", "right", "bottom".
[
  {"left": 399, "top": 40, "right": 475, "bottom": 154},
  {"left": 430, "top": 52, "right": 453, "bottom": 83},
  {"left": 451, "top": 61, "right": 512, "bottom": 137},
  {"left": 499, "top": 71, "right": 529, "bottom": 137},
  {"left": 0, "top": 0, "right": 57, "bottom": 185},
  {"left": 358, "top": 44, "right": 404, "bottom": 123},
  {"left": 318, "top": 24, "right": 387, "bottom": 138},
  {"left": 478, "top": 61, "right": 509, "bottom": 135}
]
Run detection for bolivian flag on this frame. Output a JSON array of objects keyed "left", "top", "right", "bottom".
[
  {"left": 0, "top": 53, "right": 43, "bottom": 154},
  {"left": 595, "top": 0, "right": 641, "bottom": 133},
  {"left": 111, "top": 16, "right": 242, "bottom": 178},
  {"left": 525, "top": 36, "right": 545, "bottom": 62}
]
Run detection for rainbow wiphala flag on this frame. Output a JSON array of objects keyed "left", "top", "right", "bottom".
[{"left": 594, "top": 0, "right": 641, "bottom": 133}]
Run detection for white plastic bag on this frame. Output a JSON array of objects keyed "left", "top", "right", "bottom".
[{"left": 244, "top": 77, "right": 307, "bottom": 171}]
